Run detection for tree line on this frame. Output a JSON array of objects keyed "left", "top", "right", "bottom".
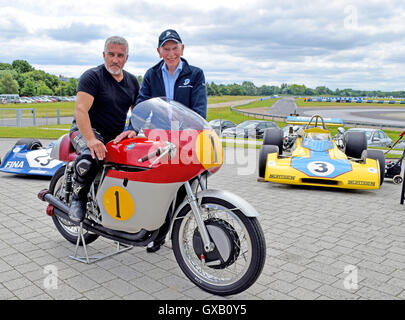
[
  {"left": 0, "top": 60, "right": 78, "bottom": 96},
  {"left": 1, "top": 60, "right": 404, "bottom": 98},
  {"left": 206, "top": 81, "right": 405, "bottom": 98}
]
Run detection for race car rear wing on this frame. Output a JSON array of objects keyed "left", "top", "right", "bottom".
[{"left": 286, "top": 116, "right": 344, "bottom": 127}]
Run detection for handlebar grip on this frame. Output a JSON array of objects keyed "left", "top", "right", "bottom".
[{"left": 138, "top": 148, "right": 161, "bottom": 163}]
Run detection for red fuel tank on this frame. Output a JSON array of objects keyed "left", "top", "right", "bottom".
[{"left": 104, "top": 137, "right": 165, "bottom": 168}]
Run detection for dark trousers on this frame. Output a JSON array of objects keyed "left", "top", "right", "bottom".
[{"left": 69, "top": 124, "right": 104, "bottom": 200}]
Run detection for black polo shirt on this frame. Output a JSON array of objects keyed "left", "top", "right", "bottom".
[{"left": 75, "top": 64, "right": 139, "bottom": 142}]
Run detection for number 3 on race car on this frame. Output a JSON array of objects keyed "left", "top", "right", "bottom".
[{"left": 307, "top": 161, "right": 335, "bottom": 176}]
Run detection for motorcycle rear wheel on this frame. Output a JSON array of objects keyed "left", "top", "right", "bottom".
[
  {"left": 171, "top": 196, "right": 266, "bottom": 296},
  {"left": 49, "top": 166, "right": 99, "bottom": 246}
]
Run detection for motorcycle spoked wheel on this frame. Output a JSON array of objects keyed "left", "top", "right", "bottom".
[
  {"left": 171, "top": 196, "right": 266, "bottom": 296},
  {"left": 49, "top": 166, "right": 99, "bottom": 246}
]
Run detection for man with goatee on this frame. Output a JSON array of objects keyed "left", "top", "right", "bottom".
[{"left": 68, "top": 36, "right": 139, "bottom": 223}]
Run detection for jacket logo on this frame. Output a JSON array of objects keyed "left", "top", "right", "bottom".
[{"left": 183, "top": 79, "right": 190, "bottom": 85}]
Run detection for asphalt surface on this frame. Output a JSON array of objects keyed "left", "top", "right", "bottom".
[
  {"left": 1, "top": 138, "right": 405, "bottom": 300},
  {"left": 300, "top": 107, "right": 405, "bottom": 127},
  {"left": 267, "top": 98, "right": 299, "bottom": 116},
  {"left": 265, "top": 98, "right": 405, "bottom": 127}
]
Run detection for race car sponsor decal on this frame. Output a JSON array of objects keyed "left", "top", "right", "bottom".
[
  {"left": 269, "top": 174, "right": 295, "bottom": 180},
  {"left": 348, "top": 180, "right": 376, "bottom": 186},
  {"left": 12, "top": 146, "right": 23, "bottom": 153},
  {"left": 26, "top": 149, "right": 62, "bottom": 168},
  {"left": 267, "top": 160, "right": 276, "bottom": 167},
  {"left": 28, "top": 169, "right": 48, "bottom": 174},
  {"left": 368, "top": 168, "right": 377, "bottom": 174},
  {"left": 4, "top": 161, "right": 24, "bottom": 169}
]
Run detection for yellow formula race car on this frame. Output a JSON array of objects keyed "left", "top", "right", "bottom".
[{"left": 258, "top": 115, "right": 385, "bottom": 189}]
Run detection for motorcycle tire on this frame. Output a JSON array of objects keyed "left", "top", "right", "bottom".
[
  {"left": 49, "top": 166, "right": 99, "bottom": 246},
  {"left": 171, "top": 196, "right": 266, "bottom": 296}
]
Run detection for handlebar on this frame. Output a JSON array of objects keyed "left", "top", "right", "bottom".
[
  {"left": 137, "top": 142, "right": 177, "bottom": 168},
  {"left": 138, "top": 148, "right": 162, "bottom": 163}
]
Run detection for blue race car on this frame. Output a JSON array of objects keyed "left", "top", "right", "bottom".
[{"left": 0, "top": 138, "right": 64, "bottom": 176}]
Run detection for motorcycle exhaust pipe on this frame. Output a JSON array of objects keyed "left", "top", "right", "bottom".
[
  {"left": 38, "top": 189, "right": 151, "bottom": 245},
  {"left": 38, "top": 189, "right": 70, "bottom": 214}
]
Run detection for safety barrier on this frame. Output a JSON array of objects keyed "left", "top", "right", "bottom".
[
  {"left": 0, "top": 108, "right": 63, "bottom": 127},
  {"left": 305, "top": 97, "right": 405, "bottom": 104},
  {"left": 230, "top": 104, "right": 404, "bottom": 129}
]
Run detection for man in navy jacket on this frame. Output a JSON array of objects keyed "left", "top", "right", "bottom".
[
  {"left": 114, "top": 30, "right": 207, "bottom": 253},
  {"left": 136, "top": 29, "right": 207, "bottom": 118},
  {"left": 114, "top": 29, "right": 207, "bottom": 138}
]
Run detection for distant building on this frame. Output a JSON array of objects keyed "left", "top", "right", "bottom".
[{"left": 58, "top": 75, "right": 69, "bottom": 83}]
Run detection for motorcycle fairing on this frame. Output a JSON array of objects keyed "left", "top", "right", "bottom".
[
  {"left": 104, "top": 128, "right": 223, "bottom": 184},
  {"left": 96, "top": 176, "right": 182, "bottom": 233}
]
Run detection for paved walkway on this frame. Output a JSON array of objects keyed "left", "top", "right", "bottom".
[{"left": 1, "top": 138, "right": 405, "bottom": 300}]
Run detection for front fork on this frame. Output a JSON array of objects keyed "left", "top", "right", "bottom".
[{"left": 184, "top": 178, "right": 214, "bottom": 253}]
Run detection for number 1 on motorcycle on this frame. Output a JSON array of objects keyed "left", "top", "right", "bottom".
[{"left": 115, "top": 191, "right": 121, "bottom": 219}]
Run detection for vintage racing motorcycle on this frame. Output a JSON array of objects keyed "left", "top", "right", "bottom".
[{"left": 38, "top": 97, "right": 266, "bottom": 296}]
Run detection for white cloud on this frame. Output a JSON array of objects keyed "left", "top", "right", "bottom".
[{"left": 1, "top": 0, "right": 405, "bottom": 90}]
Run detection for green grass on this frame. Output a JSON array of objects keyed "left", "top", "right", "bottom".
[
  {"left": 232, "top": 98, "right": 278, "bottom": 109},
  {"left": 0, "top": 102, "right": 75, "bottom": 118},
  {"left": 0, "top": 126, "right": 69, "bottom": 139},
  {"left": 207, "top": 96, "right": 259, "bottom": 104}
]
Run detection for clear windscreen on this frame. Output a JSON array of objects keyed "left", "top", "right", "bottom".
[{"left": 130, "top": 97, "right": 211, "bottom": 132}]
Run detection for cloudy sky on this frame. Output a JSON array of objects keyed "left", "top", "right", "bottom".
[{"left": 1, "top": 0, "right": 405, "bottom": 91}]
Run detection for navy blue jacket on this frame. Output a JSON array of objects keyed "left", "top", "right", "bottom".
[{"left": 136, "top": 58, "right": 207, "bottom": 118}]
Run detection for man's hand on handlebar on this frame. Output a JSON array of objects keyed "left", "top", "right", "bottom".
[{"left": 113, "top": 130, "right": 138, "bottom": 144}]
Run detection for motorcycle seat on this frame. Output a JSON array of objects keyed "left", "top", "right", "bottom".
[{"left": 53, "top": 133, "right": 77, "bottom": 162}]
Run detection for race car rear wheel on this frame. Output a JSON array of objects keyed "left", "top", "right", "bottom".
[
  {"left": 365, "top": 149, "right": 385, "bottom": 185},
  {"left": 345, "top": 131, "right": 367, "bottom": 159},
  {"left": 258, "top": 145, "right": 279, "bottom": 178},
  {"left": 263, "top": 128, "right": 283, "bottom": 155},
  {"left": 15, "top": 138, "right": 42, "bottom": 150}
]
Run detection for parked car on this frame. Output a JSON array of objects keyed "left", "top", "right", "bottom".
[
  {"left": 209, "top": 119, "right": 236, "bottom": 135},
  {"left": 222, "top": 120, "right": 278, "bottom": 139},
  {"left": 344, "top": 128, "right": 393, "bottom": 148}
]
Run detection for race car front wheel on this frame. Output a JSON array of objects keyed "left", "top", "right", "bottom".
[
  {"left": 263, "top": 128, "right": 283, "bottom": 155},
  {"left": 365, "top": 149, "right": 385, "bottom": 186},
  {"left": 258, "top": 145, "right": 279, "bottom": 178},
  {"left": 15, "top": 138, "right": 42, "bottom": 150}
]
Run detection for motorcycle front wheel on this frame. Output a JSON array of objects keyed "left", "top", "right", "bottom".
[{"left": 171, "top": 196, "right": 266, "bottom": 296}]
